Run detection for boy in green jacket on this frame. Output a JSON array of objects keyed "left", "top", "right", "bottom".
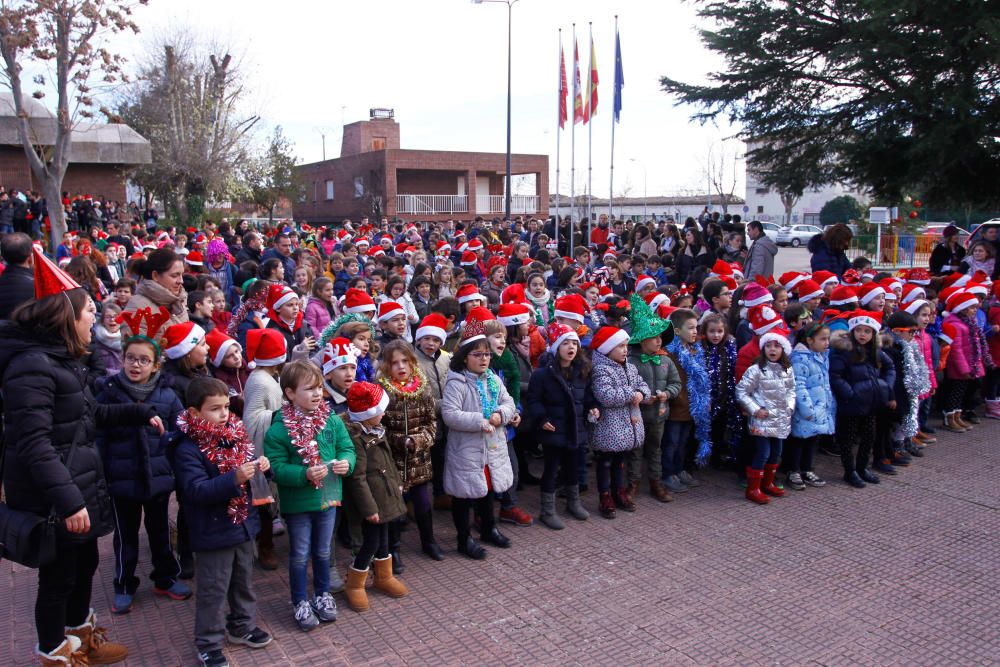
[{"left": 263, "top": 360, "right": 356, "bottom": 632}]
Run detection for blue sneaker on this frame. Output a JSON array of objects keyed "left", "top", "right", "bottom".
[
  {"left": 112, "top": 592, "right": 133, "bottom": 615},
  {"left": 154, "top": 580, "right": 193, "bottom": 600}
]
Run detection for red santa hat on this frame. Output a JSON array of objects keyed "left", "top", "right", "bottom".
[
  {"left": 487, "top": 255, "right": 508, "bottom": 272},
  {"left": 460, "top": 308, "right": 492, "bottom": 346},
  {"left": 904, "top": 268, "right": 931, "bottom": 286},
  {"left": 602, "top": 248, "right": 617, "bottom": 261},
  {"left": 945, "top": 289, "right": 979, "bottom": 316},
  {"left": 355, "top": 236, "right": 371, "bottom": 248},
  {"left": 903, "top": 298, "right": 930, "bottom": 316},
  {"left": 377, "top": 300, "right": 406, "bottom": 322},
  {"left": 554, "top": 293, "right": 588, "bottom": 324},
  {"left": 829, "top": 285, "right": 858, "bottom": 307},
  {"left": 710, "top": 259, "right": 733, "bottom": 278},
  {"left": 347, "top": 381, "right": 390, "bottom": 422},
  {"left": 343, "top": 288, "right": 376, "bottom": 314},
  {"left": 794, "top": 279, "right": 824, "bottom": 303},
  {"left": 589, "top": 326, "right": 630, "bottom": 355},
  {"left": 748, "top": 304, "right": 783, "bottom": 335},
  {"left": 32, "top": 245, "right": 81, "bottom": 300},
  {"left": 460, "top": 251, "right": 478, "bottom": 266},
  {"left": 848, "top": 309, "right": 882, "bottom": 332},
  {"left": 900, "top": 283, "right": 926, "bottom": 305},
  {"left": 880, "top": 276, "right": 903, "bottom": 294},
  {"left": 739, "top": 283, "right": 773, "bottom": 308},
  {"left": 939, "top": 321, "right": 957, "bottom": 345},
  {"left": 501, "top": 283, "right": 529, "bottom": 305},
  {"left": 498, "top": 303, "right": 532, "bottom": 327},
  {"left": 779, "top": 271, "right": 808, "bottom": 291},
  {"left": 857, "top": 283, "right": 886, "bottom": 306},
  {"left": 644, "top": 292, "right": 670, "bottom": 312},
  {"left": 415, "top": 313, "right": 449, "bottom": 345},
  {"left": 456, "top": 283, "right": 486, "bottom": 304},
  {"left": 467, "top": 238, "right": 484, "bottom": 252},
  {"left": 759, "top": 327, "right": 792, "bottom": 357},
  {"left": 266, "top": 283, "right": 298, "bottom": 312},
  {"left": 185, "top": 251, "right": 204, "bottom": 267},
  {"left": 162, "top": 321, "right": 206, "bottom": 360},
  {"left": 546, "top": 322, "right": 580, "bottom": 355},
  {"left": 730, "top": 263, "right": 744, "bottom": 280},
  {"left": 322, "top": 338, "right": 358, "bottom": 374},
  {"left": 244, "top": 328, "right": 287, "bottom": 369},
  {"left": 635, "top": 274, "right": 656, "bottom": 293},
  {"left": 811, "top": 270, "right": 839, "bottom": 289},
  {"left": 841, "top": 269, "right": 861, "bottom": 286},
  {"left": 205, "top": 327, "right": 239, "bottom": 367},
  {"left": 436, "top": 240, "right": 452, "bottom": 255},
  {"left": 367, "top": 245, "right": 385, "bottom": 259}
]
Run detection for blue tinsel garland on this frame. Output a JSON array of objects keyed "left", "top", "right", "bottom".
[
  {"left": 666, "top": 338, "right": 713, "bottom": 466},
  {"left": 704, "top": 338, "right": 745, "bottom": 461}
]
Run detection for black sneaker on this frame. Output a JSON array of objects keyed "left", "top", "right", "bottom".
[
  {"left": 198, "top": 649, "right": 229, "bottom": 667},
  {"left": 227, "top": 626, "right": 273, "bottom": 648},
  {"left": 785, "top": 472, "right": 806, "bottom": 490}
]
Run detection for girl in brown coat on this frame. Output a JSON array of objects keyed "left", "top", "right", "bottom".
[{"left": 378, "top": 340, "right": 443, "bottom": 565}]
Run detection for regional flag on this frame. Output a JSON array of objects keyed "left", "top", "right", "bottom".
[
  {"left": 573, "top": 39, "right": 584, "bottom": 124},
  {"left": 559, "top": 46, "right": 568, "bottom": 129},
  {"left": 584, "top": 37, "right": 598, "bottom": 123}
]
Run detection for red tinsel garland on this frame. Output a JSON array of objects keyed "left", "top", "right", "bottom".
[
  {"left": 176, "top": 411, "right": 255, "bottom": 524},
  {"left": 281, "top": 401, "right": 331, "bottom": 488}
]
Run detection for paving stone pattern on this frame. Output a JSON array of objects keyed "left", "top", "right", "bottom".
[{"left": 3, "top": 423, "right": 1000, "bottom": 665}]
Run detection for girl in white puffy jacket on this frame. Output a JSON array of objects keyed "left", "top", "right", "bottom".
[{"left": 736, "top": 330, "right": 796, "bottom": 505}]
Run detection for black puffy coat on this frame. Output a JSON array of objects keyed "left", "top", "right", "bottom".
[
  {"left": 828, "top": 332, "right": 895, "bottom": 417},
  {"left": 161, "top": 359, "right": 212, "bottom": 407},
  {"left": 95, "top": 372, "right": 184, "bottom": 500},
  {"left": 808, "top": 234, "right": 851, "bottom": 277},
  {"left": 0, "top": 322, "right": 155, "bottom": 542},
  {"left": 524, "top": 360, "right": 592, "bottom": 449},
  {"left": 0, "top": 264, "right": 34, "bottom": 320}
]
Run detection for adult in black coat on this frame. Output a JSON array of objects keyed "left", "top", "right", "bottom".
[
  {"left": 0, "top": 288, "right": 162, "bottom": 657},
  {"left": 0, "top": 232, "right": 35, "bottom": 319}
]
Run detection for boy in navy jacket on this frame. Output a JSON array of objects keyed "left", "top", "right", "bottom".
[{"left": 169, "top": 377, "right": 275, "bottom": 667}]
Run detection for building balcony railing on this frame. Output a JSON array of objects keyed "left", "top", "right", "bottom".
[
  {"left": 483, "top": 194, "right": 540, "bottom": 214},
  {"left": 395, "top": 194, "right": 468, "bottom": 214}
]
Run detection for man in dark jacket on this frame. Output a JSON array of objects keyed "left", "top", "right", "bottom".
[
  {"left": 235, "top": 231, "right": 264, "bottom": 266},
  {"left": 808, "top": 224, "right": 853, "bottom": 277},
  {"left": 0, "top": 232, "right": 35, "bottom": 319},
  {"left": 261, "top": 233, "right": 296, "bottom": 284}
]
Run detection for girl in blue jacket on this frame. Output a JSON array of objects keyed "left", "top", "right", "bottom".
[
  {"left": 96, "top": 335, "right": 187, "bottom": 614},
  {"left": 787, "top": 323, "right": 835, "bottom": 490}
]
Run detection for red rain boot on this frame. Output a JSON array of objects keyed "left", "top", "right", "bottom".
[
  {"left": 745, "top": 467, "right": 770, "bottom": 505},
  {"left": 762, "top": 464, "right": 786, "bottom": 497}
]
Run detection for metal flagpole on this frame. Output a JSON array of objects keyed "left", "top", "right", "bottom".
[
  {"left": 609, "top": 15, "right": 618, "bottom": 222},
  {"left": 570, "top": 23, "right": 577, "bottom": 258},
  {"left": 587, "top": 22, "right": 594, "bottom": 248},
  {"left": 555, "top": 28, "right": 562, "bottom": 251}
]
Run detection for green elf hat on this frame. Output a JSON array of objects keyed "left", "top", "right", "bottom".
[{"left": 628, "top": 293, "right": 674, "bottom": 345}]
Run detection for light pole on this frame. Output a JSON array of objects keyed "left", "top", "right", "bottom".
[
  {"left": 630, "top": 158, "right": 647, "bottom": 223},
  {"left": 473, "top": 0, "right": 518, "bottom": 220}
]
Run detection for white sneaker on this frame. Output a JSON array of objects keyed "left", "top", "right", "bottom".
[
  {"left": 293, "top": 599, "right": 319, "bottom": 632},
  {"left": 272, "top": 517, "right": 286, "bottom": 536},
  {"left": 311, "top": 592, "right": 338, "bottom": 623}
]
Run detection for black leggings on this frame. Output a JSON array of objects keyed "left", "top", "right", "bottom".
[
  {"left": 784, "top": 436, "right": 817, "bottom": 473},
  {"left": 540, "top": 445, "right": 578, "bottom": 493},
  {"left": 594, "top": 451, "right": 626, "bottom": 493},
  {"left": 837, "top": 414, "right": 876, "bottom": 473},
  {"left": 353, "top": 521, "right": 389, "bottom": 570},
  {"left": 36, "top": 538, "right": 99, "bottom": 652},
  {"left": 451, "top": 492, "right": 495, "bottom": 540}
]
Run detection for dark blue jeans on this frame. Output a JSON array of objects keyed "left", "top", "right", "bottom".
[
  {"left": 660, "top": 420, "right": 692, "bottom": 480},
  {"left": 284, "top": 508, "right": 337, "bottom": 603},
  {"left": 751, "top": 436, "right": 783, "bottom": 469}
]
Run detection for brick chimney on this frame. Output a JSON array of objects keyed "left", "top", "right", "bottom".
[{"left": 340, "top": 109, "right": 400, "bottom": 157}]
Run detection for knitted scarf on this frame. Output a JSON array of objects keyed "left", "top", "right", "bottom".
[
  {"left": 118, "top": 370, "right": 160, "bottom": 403},
  {"left": 666, "top": 337, "right": 712, "bottom": 466},
  {"left": 959, "top": 311, "right": 994, "bottom": 374},
  {"left": 94, "top": 324, "right": 122, "bottom": 352},
  {"left": 175, "top": 412, "right": 255, "bottom": 524},
  {"left": 703, "top": 338, "right": 744, "bottom": 462},
  {"left": 137, "top": 279, "right": 187, "bottom": 322},
  {"left": 281, "top": 401, "right": 331, "bottom": 488},
  {"left": 527, "top": 289, "right": 552, "bottom": 324}
]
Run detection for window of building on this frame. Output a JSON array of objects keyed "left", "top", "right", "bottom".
[
  {"left": 755, "top": 187, "right": 769, "bottom": 195},
  {"left": 756, "top": 205, "right": 764, "bottom": 214},
  {"left": 325, "top": 180, "right": 334, "bottom": 200},
  {"left": 354, "top": 177, "right": 364, "bottom": 198},
  {"left": 372, "top": 137, "right": 386, "bottom": 151}
]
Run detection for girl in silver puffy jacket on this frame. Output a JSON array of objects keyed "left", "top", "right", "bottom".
[{"left": 736, "top": 331, "right": 796, "bottom": 505}]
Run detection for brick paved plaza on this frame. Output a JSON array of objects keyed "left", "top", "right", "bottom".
[{"left": 3, "top": 422, "right": 999, "bottom": 666}]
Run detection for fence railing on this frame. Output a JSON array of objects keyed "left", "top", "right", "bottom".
[
  {"left": 395, "top": 194, "right": 468, "bottom": 215},
  {"left": 485, "top": 194, "right": 540, "bottom": 214},
  {"left": 845, "top": 234, "right": 937, "bottom": 269}
]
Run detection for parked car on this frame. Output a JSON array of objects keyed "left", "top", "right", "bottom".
[
  {"left": 921, "top": 223, "right": 971, "bottom": 244},
  {"left": 760, "top": 221, "right": 783, "bottom": 242},
  {"left": 965, "top": 220, "right": 1000, "bottom": 248},
  {"left": 776, "top": 224, "right": 823, "bottom": 247}
]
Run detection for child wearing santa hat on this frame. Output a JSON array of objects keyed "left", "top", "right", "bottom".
[
  {"left": 206, "top": 327, "right": 249, "bottom": 417},
  {"left": 320, "top": 338, "right": 358, "bottom": 415},
  {"left": 265, "top": 283, "right": 317, "bottom": 363},
  {"left": 413, "top": 313, "right": 455, "bottom": 510}
]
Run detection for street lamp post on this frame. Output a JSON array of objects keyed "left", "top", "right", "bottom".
[
  {"left": 473, "top": 0, "right": 518, "bottom": 220},
  {"left": 630, "top": 158, "right": 647, "bottom": 223}
]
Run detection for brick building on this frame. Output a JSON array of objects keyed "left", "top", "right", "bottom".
[
  {"left": 294, "top": 109, "right": 548, "bottom": 223},
  {"left": 0, "top": 93, "right": 151, "bottom": 201}
]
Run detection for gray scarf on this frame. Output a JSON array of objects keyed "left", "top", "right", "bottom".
[{"left": 118, "top": 370, "right": 161, "bottom": 403}]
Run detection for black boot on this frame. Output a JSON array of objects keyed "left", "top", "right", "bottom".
[
  {"left": 844, "top": 470, "right": 866, "bottom": 488},
  {"left": 481, "top": 525, "right": 511, "bottom": 549},
  {"left": 388, "top": 520, "right": 404, "bottom": 574},
  {"left": 857, "top": 468, "right": 880, "bottom": 484},
  {"left": 457, "top": 534, "right": 486, "bottom": 559},
  {"left": 415, "top": 511, "right": 444, "bottom": 561}
]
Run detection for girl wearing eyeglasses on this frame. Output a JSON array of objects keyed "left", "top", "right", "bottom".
[{"left": 96, "top": 334, "right": 189, "bottom": 614}]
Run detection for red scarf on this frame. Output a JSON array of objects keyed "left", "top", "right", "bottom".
[
  {"left": 281, "top": 401, "right": 331, "bottom": 488},
  {"left": 176, "top": 412, "right": 255, "bottom": 524},
  {"left": 268, "top": 308, "right": 303, "bottom": 333}
]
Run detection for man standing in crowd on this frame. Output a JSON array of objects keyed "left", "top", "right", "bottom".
[
  {"left": 0, "top": 232, "right": 34, "bottom": 319},
  {"left": 744, "top": 219, "right": 778, "bottom": 282},
  {"left": 262, "top": 233, "right": 296, "bottom": 284}
]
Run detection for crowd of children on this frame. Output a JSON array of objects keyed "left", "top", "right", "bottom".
[{"left": 11, "top": 216, "right": 997, "bottom": 667}]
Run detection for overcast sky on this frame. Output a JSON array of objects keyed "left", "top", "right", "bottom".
[{"left": 111, "top": 0, "right": 743, "bottom": 199}]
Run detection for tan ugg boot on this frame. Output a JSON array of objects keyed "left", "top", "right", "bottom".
[
  {"left": 35, "top": 636, "right": 86, "bottom": 666},
  {"left": 344, "top": 566, "right": 370, "bottom": 612},
  {"left": 372, "top": 556, "right": 408, "bottom": 598},
  {"left": 65, "top": 609, "right": 128, "bottom": 664}
]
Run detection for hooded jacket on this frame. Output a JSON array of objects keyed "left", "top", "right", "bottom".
[
  {"left": 790, "top": 343, "right": 836, "bottom": 438},
  {"left": 0, "top": 322, "right": 155, "bottom": 542},
  {"left": 807, "top": 233, "right": 851, "bottom": 277},
  {"left": 828, "top": 330, "right": 895, "bottom": 416}
]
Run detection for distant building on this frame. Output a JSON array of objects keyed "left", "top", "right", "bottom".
[
  {"left": 0, "top": 93, "right": 151, "bottom": 201},
  {"left": 294, "top": 109, "right": 548, "bottom": 223},
  {"left": 742, "top": 139, "right": 867, "bottom": 225},
  {"left": 549, "top": 194, "right": 745, "bottom": 223}
]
